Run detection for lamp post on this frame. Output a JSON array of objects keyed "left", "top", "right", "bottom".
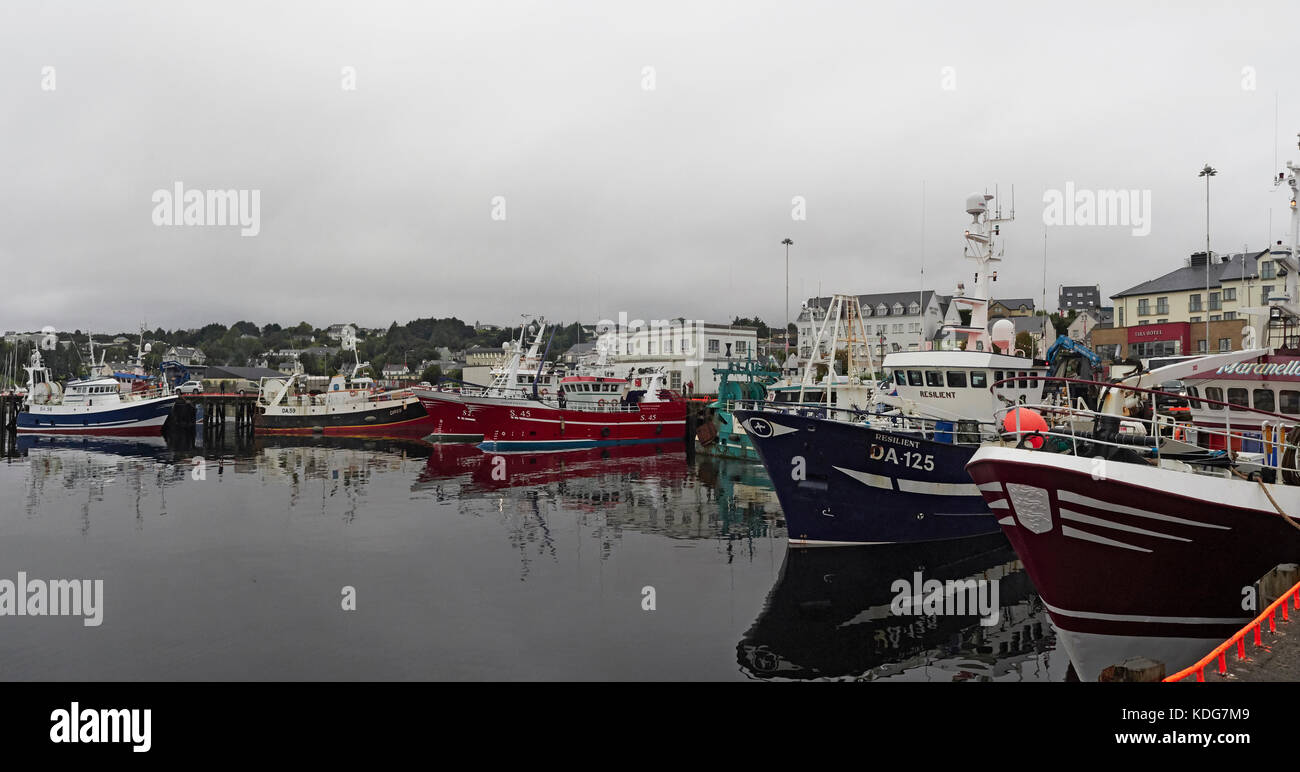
[
  {"left": 1199, "top": 164, "right": 1217, "bottom": 353},
  {"left": 782, "top": 238, "right": 794, "bottom": 358}
]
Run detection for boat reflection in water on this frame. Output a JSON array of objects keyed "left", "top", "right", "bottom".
[
  {"left": 415, "top": 441, "right": 784, "bottom": 546},
  {"left": 738, "top": 533, "right": 1065, "bottom": 681}
]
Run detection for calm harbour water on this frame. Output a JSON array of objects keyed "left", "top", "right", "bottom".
[{"left": 0, "top": 432, "right": 1066, "bottom": 681}]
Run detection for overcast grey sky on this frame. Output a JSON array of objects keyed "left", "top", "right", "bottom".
[{"left": 3, "top": 0, "right": 1299, "bottom": 334}]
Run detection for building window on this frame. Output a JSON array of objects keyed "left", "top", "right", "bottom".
[
  {"left": 1223, "top": 287, "right": 1236, "bottom": 301},
  {"left": 876, "top": 304, "right": 888, "bottom": 316},
  {"left": 1156, "top": 297, "right": 1169, "bottom": 314},
  {"left": 1118, "top": 307, "right": 1125, "bottom": 326},
  {"left": 1190, "top": 316, "right": 1201, "bottom": 323},
  {"left": 893, "top": 324, "right": 904, "bottom": 333},
  {"left": 1188, "top": 294, "right": 1202, "bottom": 312},
  {"left": 707, "top": 339, "right": 719, "bottom": 353},
  {"left": 1263, "top": 285, "right": 1275, "bottom": 300},
  {"left": 892, "top": 303, "right": 904, "bottom": 315},
  {"left": 1262, "top": 260, "right": 1276, "bottom": 279},
  {"left": 1208, "top": 292, "right": 1221, "bottom": 311},
  {"left": 1223, "top": 311, "right": 1236, "bottom": 320},
  {"left": 1198, "top": 339, "right": 1207, "bottom": 353},
  {"left": 908, "top": 302, "right": 921, "bottom": 314},
  {"left": 735, "top": 340, "right": 747, "bottom": 354},
  {"left": 1219, "top": 338, "right": 1231, "bottom": 352},
  {"left": 1157, "top": 318, "right": 1168, "bottom": 324},
  {"left": 1137, "top": 299, "right": 1150, "bottom": 315}
]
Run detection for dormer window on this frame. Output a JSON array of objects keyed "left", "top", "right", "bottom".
[
  {"left": 876, "top": 303, "right": 888, "bottom": 316},
  {"left": 862, "top": 306, "right": 872, "bottom": 317},
  {"left": 892, "top": 303, "right": 904, "bottom": 315},
  {"left": 907, "top": 302, "right": 920, "bottom": 314}
]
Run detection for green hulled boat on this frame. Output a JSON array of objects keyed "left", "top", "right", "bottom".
[{"left": 694, "top": 358, "right": 782, "bottom": 461}]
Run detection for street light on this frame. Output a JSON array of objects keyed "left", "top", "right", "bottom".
[
  {"left": 1199, "top": 164, "right": 1217, "bottom": 353},
  {"left": 782, "top": 238, "right": 793, "bottom": 359}
]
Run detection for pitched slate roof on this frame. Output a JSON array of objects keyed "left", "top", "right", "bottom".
[
  {"left": 807, "top": 291, "right": 936, "bottom": 317},
  {"left": 1111, "top": 251, "right": 1268, "bottom": 298}
]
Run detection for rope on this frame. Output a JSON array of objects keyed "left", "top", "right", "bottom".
[{"left": 1232, "top": 468, "right": 1300, "bottom": 533}]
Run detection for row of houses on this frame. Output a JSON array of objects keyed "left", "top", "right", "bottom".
[{"left": 794, "top": 292, "right": 1043, "bottom": 360}]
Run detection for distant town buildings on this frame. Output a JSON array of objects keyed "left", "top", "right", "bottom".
[
  {"left": 798, "top": 292, "right": 959, "bottom": 361},
  {"left": 1058, "top": 285, "right": 1102, "bottom": 313},
  {"left": 325, "top": 323, "right": 355, "bottom": 341},
  {"left": 1092, "top": 250, "right": 1267, "bottom": 360},
  {"left": 162, "top": 346, "right": 207, "bottom": 366},
  {"left": 988, "top": 298, "right": 1036, "bottom": 318}
]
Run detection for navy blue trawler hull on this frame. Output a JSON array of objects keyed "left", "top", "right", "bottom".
[{"left": 733, "top": 409, "right": 997, "bottom": 545}]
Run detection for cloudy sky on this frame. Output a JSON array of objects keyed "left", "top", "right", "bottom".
[{"left": 3, "top": 0, "right": 1298, "bottom": 334}]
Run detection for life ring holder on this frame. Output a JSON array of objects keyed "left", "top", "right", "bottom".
[{"left": 598, "top": 398, "right": 606, "bottom": 407}]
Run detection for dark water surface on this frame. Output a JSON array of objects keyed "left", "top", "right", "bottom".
[{"left": 0, "top": 433, "right": 1067, "bottom": 681}]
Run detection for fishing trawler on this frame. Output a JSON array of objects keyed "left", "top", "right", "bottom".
[
  {"left": 735, "top": 190, "right": 1049, "bottom": 545},
  {"left": 256, "top": 327, "right": 432, "bottom": 435},
  {"left": 967, "top": 145, "right": 1300, "bottom": 680},
  {"left": 468, "top": 368, "right": 685, "bottom": 451},
  {"left": 414, "top": 319, "right": 565, "bottom": 442},
  {"left": 415, "top": 319, "right": 684, "bottom": 448},
  {"left": 17, "top": 336, "right": 178, "bottom": 436}
]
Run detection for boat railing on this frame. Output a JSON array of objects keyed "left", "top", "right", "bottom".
[
  {"left": 730, "top": 398, "right": 999, "bottom": 443},
  {"left": 991, "top": 375, "right": 1300, "bottom": 479}
]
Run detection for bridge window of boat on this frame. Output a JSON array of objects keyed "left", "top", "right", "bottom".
[
  {"left": 1203, "top": 386, "right": 1224, "bottom": 409},
  {"left": 1254, "top": 389, "right": 1275, "bottom": 413},
  {"left": 1282, "top": 390, "right": 1300, "bottom": 414},
  {"left": 946, "top": 371, "right": 968, "bottom": 388},
  {"left": 1227, "top": 388, "right": 1249, "bottom": 411},
  {"left": 993, "top": 370, "right": 1003, "bottom": 387},
  {"left": 970, "top": 370, "right": 987, "bottom": 389},
  {"left": 893, "top": 371, "right": 906, "bottom": 386},
  {"left": 1019, "top": 371, "right": 1029, "bottom": 389},
  {"left": 925, "top": 371, "right": 943, "bottom": 387},
  {"left": 906, "top": 370, "right": 923, "bottom": 386},
  {"left": 1185, "top": 386, "right": 1202, "bottom": 408}
]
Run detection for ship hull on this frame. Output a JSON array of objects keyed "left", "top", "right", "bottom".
[
  {"left": 733, "top": 409, "right": 998, "bottom": 545},
  {"left": 16, "top": 395, "right": 178, "bottom": 436},
  {"left": 413, "top": 389, "right": 488, "bottom": 442},
  {"left": 966, "top": 445, "right": 1300, "bottom": 681},
  {"left": 257, "top": 397, "right": 433, "bottom": 435},
  {"left": 415, "top": 390, "right": 686, "bottom": 450}
]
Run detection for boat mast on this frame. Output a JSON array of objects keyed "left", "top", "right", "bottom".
[{"left": 962, "top": 190, "right": 1014, "bottom": 352}]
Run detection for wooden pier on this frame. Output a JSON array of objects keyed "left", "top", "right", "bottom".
[
  {"left": 1, "top": 393, "right": 21, "bottom": 456},
  {"left": 179, "top": 393, "right": 258, "bottom": 438}
]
